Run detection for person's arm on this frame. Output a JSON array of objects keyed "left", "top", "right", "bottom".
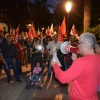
[
  {"left": 51, "top": 59, "right": 83, "bottom": 84},
  {"left": 46, "top": 42, "right": 52, "bottom": 58},
  {"left": 15, "top": 43, "right": 23, "bottom": 52},
  {"left": 13, "top": 44, "right": 17, "bottom": 58},
  {"left": 30, "top": 47, "right": 38, "bottom": 54},
  {"left": 13, "top": 44, "right": 18, "bottom": 62},
  {"left": 1, "top": 44, "right": 6, "bottom": 64},
  {"left": 1, "top": 44, "right": 5, "bottom": 56},
  {"left": 46, "top": 43, "right": 50, "bottom": 53},
  {"left": 33, "top": 67, "right": 36, "bottom": 75}
]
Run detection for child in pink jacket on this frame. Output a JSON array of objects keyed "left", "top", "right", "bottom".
[{"left": 31, "top": 62, "right": 42, "bottom": 85}]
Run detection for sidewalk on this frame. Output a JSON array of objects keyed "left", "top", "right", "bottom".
[
  {"left": 0, "top": 65, "right": 100, "bottom": 100},
  {"left": 0, "top": 65, "right": 70, "bottom": 100},
  {"left": 17, "top": 66, "right": 70, "bottom": 100},
  {"left": 31, "top": 77, "right": 70, "bottom": 100},
  {"left": 0, "top": 65, "right": 30, "bottom": 100}
]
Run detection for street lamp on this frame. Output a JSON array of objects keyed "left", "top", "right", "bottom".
[
  {"left": 65, "top": 1, "right": 72, "bottom": 36},
  {"left": 28, "top": 24, "right": 31, "bottom": 27}
]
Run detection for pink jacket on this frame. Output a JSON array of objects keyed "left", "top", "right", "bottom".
[{"left": 33, "top": 67, "right": 42, "bottom": 74}]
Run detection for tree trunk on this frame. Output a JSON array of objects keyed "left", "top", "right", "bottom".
[{"left": 84, "top": 0, "right": 92, "bottom": 32}]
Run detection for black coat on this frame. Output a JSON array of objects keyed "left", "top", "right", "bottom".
[{"left": 57, "top": 50, "right": 65, "bottom": 71}]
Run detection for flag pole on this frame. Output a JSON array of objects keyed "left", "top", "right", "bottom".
[{"left": 0, "top": 53, "right": 9, "bottom": 70}]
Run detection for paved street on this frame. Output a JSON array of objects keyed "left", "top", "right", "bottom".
[{"left": 0, "top": 64, "right": 100, "bottom": 100}]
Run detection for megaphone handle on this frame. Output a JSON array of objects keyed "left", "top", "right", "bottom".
[{"left": 70, "top": 47, "right": 78, "bottom": 54}]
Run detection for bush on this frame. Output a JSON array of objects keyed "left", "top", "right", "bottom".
[{"left": 86, "top": 25, "right": 100, "bottom": 40}]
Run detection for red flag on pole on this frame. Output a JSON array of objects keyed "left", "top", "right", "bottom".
[
  {"left": 31, "top": 23, "right": 37, "bottom": 38},
  {"left": 46, "top": 26, "right": 51, "bottom": 36},
  {"left": 60, "top": 17, "right": 67, "bottom": 37},
  {"left": 50, "top": 23, "right": 53, "bottom": 33},
  {"left": 70, "top": 24, "right": 78, "bottom": 36},
  {"left": 12, "top": 28, "right": 15, "bottom": 35},
  {"left": 0, "top": 24, "right": 2, "bottom": 31},
  {"left": 15, "top": 24, "right": 20, "bottom": 43},
  {"left": 28, "top": 23, "right": 37, "bottom": 41},
  {"left": 58, "top": 25, "right": 63, "bottom": 42},
  {"left": 28, "top": 28, "right": 33, "bottom": 41}
]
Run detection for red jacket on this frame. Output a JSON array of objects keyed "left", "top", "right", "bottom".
[{"left": 15, "top": 42, "right": 24, "bottom": 59}]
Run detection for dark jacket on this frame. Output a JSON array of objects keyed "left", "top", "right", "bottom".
[
  {"left": 0, "top": 37, "right": 7, "bottom": 52},
  {"left": 1, "top": 43, "right": 17, "bottom": 58}
]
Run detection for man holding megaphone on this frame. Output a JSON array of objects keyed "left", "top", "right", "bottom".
[{"left": 51, "top": 33, "right": 100, "bottom": 100}]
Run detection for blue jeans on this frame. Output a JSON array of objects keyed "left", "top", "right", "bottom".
[
  {"left": 16, "top": 59, "right": 22, "bottom": 75},
  {"left": 31, "top": 74, "right": 40, "bottom": 83},
  {"left": 4, "top": 58, "right": 20, "bottom": 80},
  {"left": 48, "top": 58, "right": 52, "bottom": 79}
]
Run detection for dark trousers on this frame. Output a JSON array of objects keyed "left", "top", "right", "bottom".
[
  {"left": 4, "top": 58, "right": 20, "bottom": 80},
  {"left": 16, "top": 59, "right": 22, "bottom": 75},
  {"left": 0, "top": 62, "right": 3, "bottom": 73}
]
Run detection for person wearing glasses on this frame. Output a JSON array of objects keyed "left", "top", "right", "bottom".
[
  {"left": 95, "top": 40, "right": 100, "bottom": 92},
  {"left": 51, "top": 33, "right": 100, "bottom": 100}
]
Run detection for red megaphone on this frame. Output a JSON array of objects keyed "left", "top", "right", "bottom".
[{"left": 60, "top": 42, "right": 79, "bottom": 54}]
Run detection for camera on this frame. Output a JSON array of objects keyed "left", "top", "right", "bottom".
[{"left": 37, "top": 45, "right": 42, "bottom": 51}]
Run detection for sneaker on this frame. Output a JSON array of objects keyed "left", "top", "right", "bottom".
[{"left": 31, "top": 82, "right": 34, "bottom": 85}]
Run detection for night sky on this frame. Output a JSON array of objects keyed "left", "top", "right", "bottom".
[
  {"left": 47, "top": 0, "right": 59, "bottom": 13},
  {"left": 30, "top": 0, "right": 59, "bottom": 13},
  {"left": 30, "top": 0, "right": 59, "bottom": 7},
  {"left": 47, "top": 0, "right": 59, "bottom": 7}
]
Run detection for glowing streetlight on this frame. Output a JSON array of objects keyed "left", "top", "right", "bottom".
[
  {"left": 28, "top": 24, "right": 31, "bottom": 27},
  {"left": 65, "top": 1, "right": 72, "bottom": 13},
  {"left": 65, "top": 1, "right": 72, "bottom": 36}
]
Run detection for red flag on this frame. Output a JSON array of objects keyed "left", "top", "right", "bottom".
[
  {"left": 60, "top": 17, "right": 67, "bottom": 37},
  {"left": 70, "top": 24, "right": 78, "bottom": 37},
  {"left": 15, "top": 24, "right": 20, "bottom": 43},
  {"left": 58, "top": 25, "right": 63, "bottom": 42},
  {"left": 12, "top": 28, "right": 15, "bottom": 35},
  {"left": 0, "top": 24, "right": 2, "bottom": 31},
  {"left": 28, "top": 23, "right": 37, "bottom": 41},
  {"left": 46, "top": 26, "right": 51, "bottom": 36},
  {"left": 50, "top": 23, "right": 53, "bottom": 33},
  {"left": 28, "top": 28, "right": 33, "bottom": 41},
  {"left": 31, "top": 23, "right": 36, "bottom": 38}
]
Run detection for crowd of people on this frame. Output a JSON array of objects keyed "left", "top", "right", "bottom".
[{"left": 0, "top": 30, "right": 100, "bottom": 100}]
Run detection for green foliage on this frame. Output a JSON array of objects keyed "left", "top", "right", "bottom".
[
  {"left": 55, "top": 0, "right": 100, "bottom": 33},
  {"left": 28, "top": 0, "right": 53, "bottom": 30},
  {"left": 0, "top": 0, "right": 29, "bottom": 32},
  {"left": 0, "top": 0, "right": 53, "bottom": 32},
  {"left": 54, "top": 0, "right": 84, "bottom": 31},
  {"left": 87, "top": 25, "right": 100, "bottom": 40},
  {"left": 91, "top": 0, "right": 100, "bottom": 27}
]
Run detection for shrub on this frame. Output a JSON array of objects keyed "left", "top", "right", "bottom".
[{"left": 86, "top": 25, "right": 100, "bottom": 40}]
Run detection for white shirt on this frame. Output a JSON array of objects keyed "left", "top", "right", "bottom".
[{"left": 47, "top": 40, "right": 61, "bottom": 55}]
